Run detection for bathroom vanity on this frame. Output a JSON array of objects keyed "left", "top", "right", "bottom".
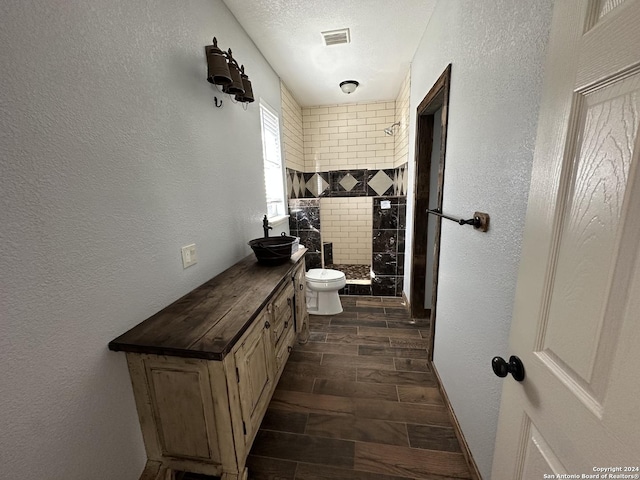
[{"left": 108, "top": 249, "right": 308, "bottom": 480}]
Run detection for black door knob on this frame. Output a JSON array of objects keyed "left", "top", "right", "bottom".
[{"left": 492, "top": 355, "right": 525, "bottom": 382}]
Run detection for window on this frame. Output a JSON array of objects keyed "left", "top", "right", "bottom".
[{"left": 259, "top": 101, "right": 286, "bottom": 219}]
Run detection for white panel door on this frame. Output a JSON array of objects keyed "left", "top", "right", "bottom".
[{"left": 492, "top": 0, "right": 640, "bottom": 477}]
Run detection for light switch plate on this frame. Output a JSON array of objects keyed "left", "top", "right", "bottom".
[{"left": 181, "top": 244, "right": 197, "bottom": 268}]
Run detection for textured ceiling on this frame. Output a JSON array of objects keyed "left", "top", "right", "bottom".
[{"left": 223, "top": 0, "right": 437, "bottom": 107}]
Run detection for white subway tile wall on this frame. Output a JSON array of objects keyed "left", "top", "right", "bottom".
[
  {"left": 280, "top": 82, "right": 305, "bottom": 172},
  {"left": 303, "top": 102, "right": 396, "bottom": 172},
  {"left": 394, "top": 70, "right": 411, "bottom": 168},
  {"left": 320, "top": 197, "right": 372, "bottom": 265}
]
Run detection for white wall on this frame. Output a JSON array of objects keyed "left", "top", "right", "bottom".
[
  {"left": 0, "top": 1, "right": 283, "bottom": 478},
  {"left": 403, "top": 1, "right": 553, "bottom": 477}
]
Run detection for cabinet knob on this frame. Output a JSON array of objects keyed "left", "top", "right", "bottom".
[
  {"left": 299, "top": 284, "right": 304, "bottom": 291},
  {"left": 264, "top": 320, "right": 271, "bottom": 329},
  {"left": 287, "top": 346, "right": 292, "bottom": 353}
]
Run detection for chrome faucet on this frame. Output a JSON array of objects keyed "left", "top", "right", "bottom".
[{"left": 262, "top": 215, "right": 272, "bottom": 238}]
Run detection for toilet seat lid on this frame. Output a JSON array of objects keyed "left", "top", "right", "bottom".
[{"left": 306, "top": 268, "right": 345, "bottom": 282}]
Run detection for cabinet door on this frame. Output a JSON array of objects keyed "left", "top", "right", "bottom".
[
  {"left": 293, "top": 262, "right": 309, "bottom": 338},
  {"left": 233, "top": 310, "right": 275, "bottom": 442},
  {"left": 271, "top": 281, "right": 294, "bottom": 345},
  {"left": 132, "top": 354, "right": 221, "bottom": 464}
]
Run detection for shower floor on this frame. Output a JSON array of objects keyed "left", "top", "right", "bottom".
[{"left": 326, "top": 264, "right": 371, "bottom": 283}]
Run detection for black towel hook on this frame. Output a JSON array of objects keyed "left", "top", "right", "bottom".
[{"left": 427, "top": 208, "right": 490, "bottom": 232}]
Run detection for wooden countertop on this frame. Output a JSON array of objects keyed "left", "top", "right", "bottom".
[{"left": 108, "top": 248, "right": 307, "bottom": 360}]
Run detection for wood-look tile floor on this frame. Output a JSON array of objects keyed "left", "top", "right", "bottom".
[{"left": 245, "top": 295, "right": 472, "bottom": 480}]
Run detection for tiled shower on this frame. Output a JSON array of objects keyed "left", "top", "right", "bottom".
[
  {"left": 288, "top": 164, "right": 408, "bottom": 296},
  {"left": 281, "top": 72, "right": 411, "bottom": 296}
]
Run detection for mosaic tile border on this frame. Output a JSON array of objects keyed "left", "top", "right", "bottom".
[{"left": 286, "top": 163, "right": 408, "bottom": 199}]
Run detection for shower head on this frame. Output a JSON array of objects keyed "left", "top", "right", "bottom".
[{"left": 384, "top": 121, "right": 401, "bottom": 136}]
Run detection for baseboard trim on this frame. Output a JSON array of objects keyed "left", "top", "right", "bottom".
[
  {"left": 401, "top": 290, "right": 410, "bottom": 309},
  {"left": 431, "top": 361, "right": 483, "bottom": 480}
]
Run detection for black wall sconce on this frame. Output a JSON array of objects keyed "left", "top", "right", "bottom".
[{"left": 205, "top": 37, "right": 254, "bottom": 107}]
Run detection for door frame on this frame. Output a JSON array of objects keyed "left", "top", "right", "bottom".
[{"left": 409, "top": 64, "right": 451, "bottom": 359}]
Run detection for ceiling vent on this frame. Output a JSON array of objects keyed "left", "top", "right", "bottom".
[{"left": 321, "top": 28, "right": 350, "bottom": 46}]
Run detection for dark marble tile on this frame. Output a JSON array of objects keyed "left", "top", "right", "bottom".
[
  {"left": 366, "top": 170, "right": 395, "bottom": 196},
  {"left": 397, "top": 230, "right": 405, "bottom": 252},
  {"left": 293, "top": 207, "right": 320, "bottom": 230},
  {"left": 372, "top": 276, "right": 396, "bottom": 296},
  {"left": 298, "top": 230, "right": 321, "bottom": 253},
  {"left": 322, "top": 242, "right": 333, "bottom": 265},
  {"left": 407, "top": 424, "right": 461, "bottom": 452},
  {"left": 398, "top": 204, "right": 407, "bottom": 229},
  {"left": 304, "top": 252, "right": 322, "bottom": 269},
  {"left": 260, "top": 409, "right": 308, "bottom": 434},
  {"left": 302, "top": 172, "right": 330, "bottom": 198},
  {"left": 373, "top": 196, "right": 404, "bottom": 207},
  {"left": 312, "top": 379, "right": 398, "bottom": 401},
  {"left": 372, "top": 230, "right": 397, "bottom": 253},
  {"left": 251, "top": 430, "right": 354, "bottom": 467},
  {"left": 329, "top": 169, "right": 367, "bottom": 196},
  {"left": 372, "top": 253, "right": 397, "bottom": 276},
  {"left": 372, "top": 205, "right": 399, "bottom": 229},
  {"left": 358, "top": 345, "right": 429, "bottom": 359},
  {"left": 245, "top": 455, "right": 297, "bottom": 480},
  {"left": 357, "top": 368, "right": 437, "bottom": 387},
  {"left": 394, "top": 276, "right": 404, "bottom": 297},
  {"left": 305, "top": 413, "right": 409, "bottom": 446},
  {"left": 348, "top": 284, "right": 373, "bottom": 295},
  {"left": 397, "top": 253, "right": 405, "bottom": 275}
]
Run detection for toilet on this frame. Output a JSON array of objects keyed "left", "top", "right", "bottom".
[{"left": 305, "top": 268, "right": 346, "bottom": 315}]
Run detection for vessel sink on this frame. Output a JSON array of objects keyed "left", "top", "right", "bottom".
[{"left": 248, "top": 234, "right": 297, "bottom": 265}]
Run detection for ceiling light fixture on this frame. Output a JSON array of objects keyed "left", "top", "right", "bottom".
[{"left": 339, "top": 80, "right": 359, "bottom": 94}]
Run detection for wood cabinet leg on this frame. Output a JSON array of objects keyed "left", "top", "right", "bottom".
[
  {"left": 139, "top": 460, "right": 176, "bottom": 480},
  {"left": 221, "top": 467, "right": 248, "bottom": 480}
]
